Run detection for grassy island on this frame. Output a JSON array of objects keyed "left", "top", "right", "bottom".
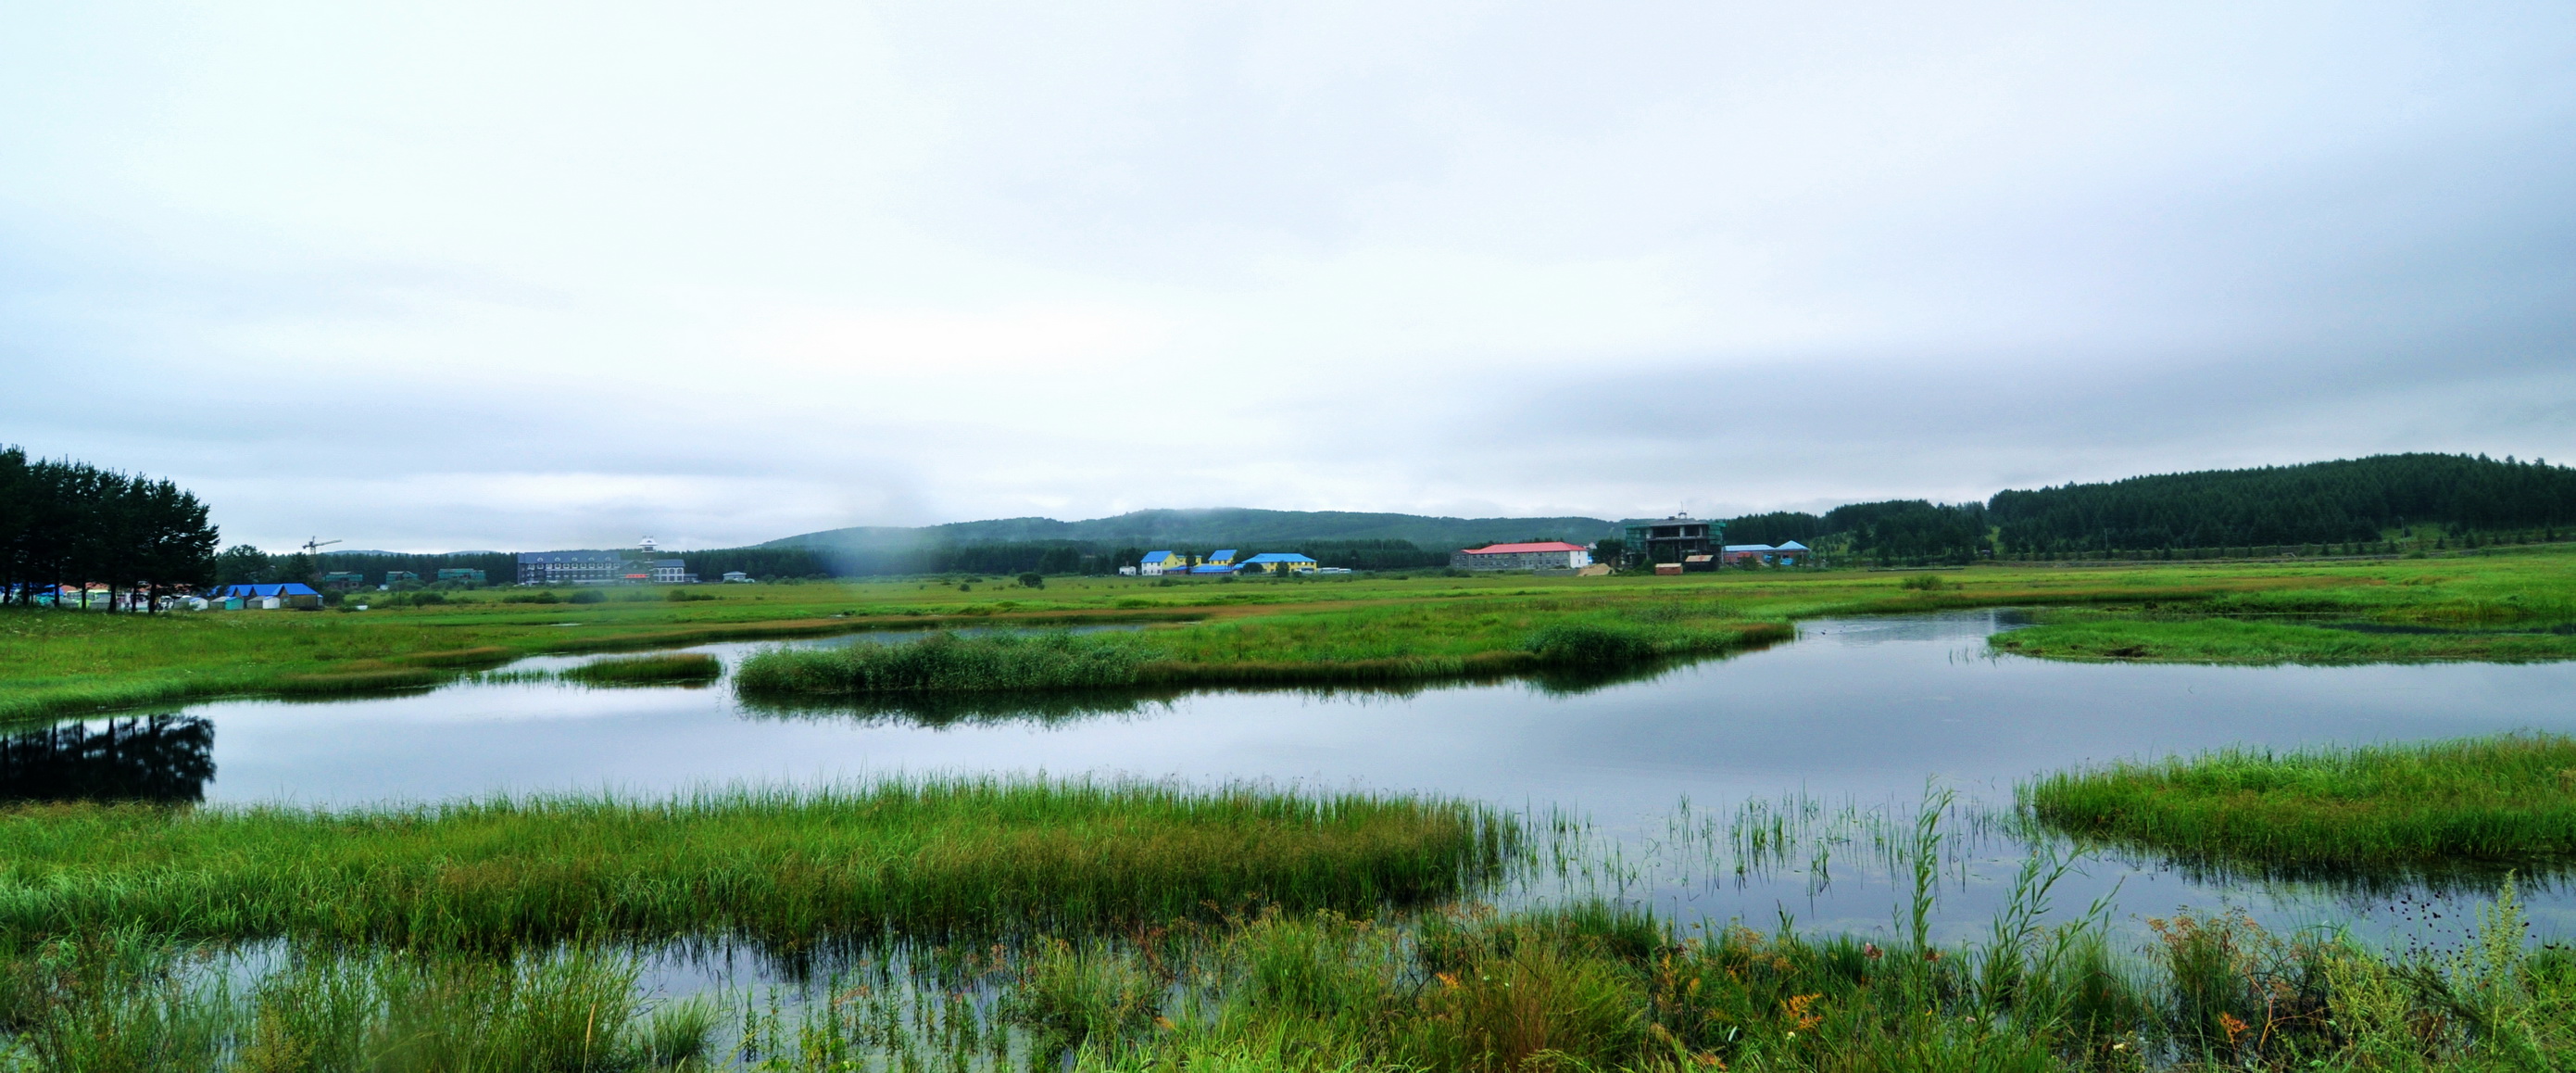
[
  {"left": 2022, "top": 734, "right": 2576, "bottom": 873},
  {"left": 0, "top": 780, "right": 1510, "bottom": 948}
]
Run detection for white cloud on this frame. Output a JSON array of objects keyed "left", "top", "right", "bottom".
[{"left": 2, "top": 1, "right": 2571, "bottom": 550}]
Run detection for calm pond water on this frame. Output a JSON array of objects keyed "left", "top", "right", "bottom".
[{"left": 13, "top": 610, "right": 2576, "bottom": 950}]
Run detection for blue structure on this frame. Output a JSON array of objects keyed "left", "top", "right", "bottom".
[
  {"left": 1237, "top": 552, "right": 1319, "bottom": 574},
  {"left": 207, "top": 583, "right": 324, "bottom": 608}
]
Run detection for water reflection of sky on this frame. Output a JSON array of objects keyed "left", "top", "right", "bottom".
[{"left": 19, "top": 610, "right": 2576, "bottom": 949}]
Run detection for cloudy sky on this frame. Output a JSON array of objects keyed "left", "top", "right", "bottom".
[{"left": 5, "top": 3, "right": 2573, "bottom": 552}]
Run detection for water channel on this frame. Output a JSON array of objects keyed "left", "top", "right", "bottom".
[{"left": 11, "top": 610, "right": 2576, "bottom": 966}]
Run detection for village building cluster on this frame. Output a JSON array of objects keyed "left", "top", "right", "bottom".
[
  {"left": 1123, "top": 515, "right": 1818, "bottom": 578},
  {"left": 515, "top": 537, "right": 697, "bottom": 586},
  {"left": 1130, "top": 549, "right": 1330, "bottom": 576}
]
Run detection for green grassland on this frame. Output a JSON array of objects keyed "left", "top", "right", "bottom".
[
  {"left": 10, "top": 549, "right": 2574, "bottom": 721},
  {"left": 2023, "top": 734, "right": 2576, "bottom": 874},
  {"left": 0, "top": 779, "right": 1504, "bottom": 950},
  {"left": 1987, "top": 547, "right": 2576, "bottom": 665}
]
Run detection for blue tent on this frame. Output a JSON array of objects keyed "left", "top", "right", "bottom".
[{"left": 209, "top": 583, "right": 321, "bottom": 600}]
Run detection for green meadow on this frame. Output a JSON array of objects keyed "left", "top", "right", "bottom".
[
  {"left": 20, "top": 549, "right": 2570, "bottom": 721},
  {"left": 1986, "top": 547, "right": 2576, "bottom": 665}
]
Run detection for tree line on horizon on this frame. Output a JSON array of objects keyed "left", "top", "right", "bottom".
[
  {"left": 0, "top": 447, "right": 220, "bottom": 609},
  {"left": 1718, "top": 453, "right": 2576, "bottom": 564}
]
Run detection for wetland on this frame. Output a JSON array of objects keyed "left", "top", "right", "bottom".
[{"left": 9, "top": 557, "right": 2576, "bottom": 1068}]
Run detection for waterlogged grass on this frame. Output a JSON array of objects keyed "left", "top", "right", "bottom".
[
  {"left": 735, "top": 616, "right": 1788, "bottom": 699},
  {"left": 736, "top": 631, "right": 1156, "bottom": 695},
  {"left": 7, "top": 788, "right": 2574, "bottom": 1068},
  {"left": 0, "top": 931, "right": 702, "bottom": 1072},
  {"left": 2023, "top": 734, "right": 2576, "bottom": 873},
  {"left": 1992, "top": 612, "right": 2576, "bottom": 665},
  {"left": 561, "top": 652, "right": 723, "bottom": 687},
  {"left": 19, "top": 889, "right": 2576, "bottom": 1071},
  {"left": 0, "top": 780, "right": 1512, "bottom": 949}
]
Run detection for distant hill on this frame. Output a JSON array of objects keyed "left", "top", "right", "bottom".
[
  {"left": 765, "top": 508, "right": 1620, "bottom": 551},
  {"left": 1720, "top": 452, "right": 2576, "bottom": 564},
  {"left": 756, "top": 508, "right": 1623, "bottom": 576}
]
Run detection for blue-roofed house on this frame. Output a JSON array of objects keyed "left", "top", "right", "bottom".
[
  {"left": 1139, "top": 550, "right": 1187, "bottom": 576},
  {"left": 1238, "top": 552, "right": 1319, "bottom": 574},
  {"left": 1181, "top": 549, "right": 1241, "bottom": 574},
  {"left": 208, "top": 583, "right": 324, "bottom": 609}
]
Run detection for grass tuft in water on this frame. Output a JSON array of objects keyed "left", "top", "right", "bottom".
[
  {"left": 2023, "top": 732, "right": 2576, "bottom": 873},
  {"left": 735, "top": 631, "right": 1153, "bottom": 696},
  {"left": 561, "top": 652, "right": 723, "bottom": 687}
]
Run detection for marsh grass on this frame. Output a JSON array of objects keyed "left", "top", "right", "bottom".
[
  {"left": 1992, "top": 613, "right": 2576, "bottom": 664},
  {"left": 2023, "top": 733, "right": 2576, "bottom": 873},
  {"left": 0, "top": 780, "right": 1511, "bottom": 950},
  {"left": 735, "top": 630, "right": 1154, "bottom": 696},
  {"left": 733, "top": 614, "right": 1791, "bottom": 701},
  {"left": 20, "top": 892, "right": 2576, "bottom": 1071},
  {"left": 0, "top": 933, "right": 705, "bottom": 1072},
  {"left": 561, "top": 653, "right": 723, "bottom": 687},
  {"left": 10, "top": 793, "right": 2576, "bottom": 1070}
]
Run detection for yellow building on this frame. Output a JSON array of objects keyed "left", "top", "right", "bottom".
[{"left": 1238, "top": 553, "right": 1318, "bottom": 574}]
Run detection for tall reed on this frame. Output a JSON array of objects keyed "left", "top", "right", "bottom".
[
  {"left": 2023, "top": 733, "right": 2576, "bottom": 872},
  {"left": 0, "top": 780, "right": 1513, "bottom": 949}
]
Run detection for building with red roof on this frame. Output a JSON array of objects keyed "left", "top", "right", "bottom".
[{"left": 1449, "top": 541, "right": 1594, "bottom": 572}]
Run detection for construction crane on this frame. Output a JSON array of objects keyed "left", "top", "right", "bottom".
[{"left": 299, "top": 536, "right": 341, "bottom": 586}]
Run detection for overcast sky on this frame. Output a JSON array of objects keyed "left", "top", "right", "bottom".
[{"left": 6, "top": 3, "right": 2573, "bottom": 552}]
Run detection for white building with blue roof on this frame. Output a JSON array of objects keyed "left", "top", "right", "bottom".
[{"left": 1139, "top": 550, "right": 1187, "bottom": 575}]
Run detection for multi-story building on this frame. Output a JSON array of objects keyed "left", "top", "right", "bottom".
[
  {"left": 1619, "top": 515, "right": 1719, "bottom": 568},
  {"left": 517, "top": 550, "right": 633, "bottom": 585},
  {"left": 517, "top": 545, "right": 693, "bottom": 585}
]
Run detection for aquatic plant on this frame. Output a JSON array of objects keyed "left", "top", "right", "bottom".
[
  {"left": 735, "top": 630, "right": 1155, "bottom": 695},
  {"left": 560, "top": 652, "right": 723, "bottom": 686},
  {"left": 2023, "top": 733, "right": 2576, "bottom": 872},
  {"left": 0, "top": 780, "right": 1512, "bottom": 949}
]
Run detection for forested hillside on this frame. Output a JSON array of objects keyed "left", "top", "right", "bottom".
[
  {"left": 1987, "top": 453, "right": 2574, "bottom": 553},
  {"left": 1724, "top": 453, "right": 2576, "bottom": 564}
]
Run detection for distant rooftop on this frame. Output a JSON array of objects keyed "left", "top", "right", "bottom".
[{"left": 1461, "top": 541, "right": 1586, "bottom": 555}]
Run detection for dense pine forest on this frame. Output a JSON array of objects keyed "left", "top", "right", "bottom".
[
  {"left": 0, "top": 447, "right": 220, "bottom": 607},
  {"left": 1729, "top": 453, "right": 2576, "bottom": 565}
]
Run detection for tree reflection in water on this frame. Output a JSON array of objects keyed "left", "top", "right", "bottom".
[{"left": 0, "top": 715, "right": 214, "bottom": 802}]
